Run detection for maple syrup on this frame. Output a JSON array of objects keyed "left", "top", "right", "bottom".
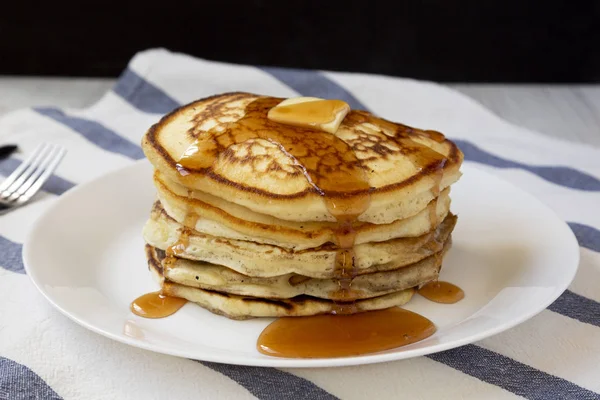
[
  {"left": 257, "top": 307, "right": 436, "bottom": 358},
  {"left": 163, "top": 212, "right": 199, "bottom": 267},
  {"left": 418, "top": 281, "right": 464, "bottom": 304},
  {"left": 130, "top": 291, "right": 187, "bottom": 318},
  {"left": 428, "top": 169, "right": 444, "bottom": 229}
]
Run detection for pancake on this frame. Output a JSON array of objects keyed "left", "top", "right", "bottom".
[
  {"left": 143, "top": 201, "right": 457, "bottom": 278},
  {"left": 147, "top": 243, "right": 447, "bottom": 300},
  {"left": 142, "top": 92, "right": 463, "bottom": 224},
  {"left": 156, "top": 171, "right": 452, "bottom": 250},
  {"left": 147, "top": 253, "right": 416, "bottom": 320}
]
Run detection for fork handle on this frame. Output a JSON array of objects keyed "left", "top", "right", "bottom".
[{"left": 0, "top": 145, "right": 18, "bottom": 160}]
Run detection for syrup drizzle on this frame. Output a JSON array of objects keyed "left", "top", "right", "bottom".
[
  {"left": 165, "top": 212, "right": 199, "bottom": 258},
  {"left": 130, "top": 291, "right": 187, "bottom": 319},
  {"left": 257, "top": 307, "right": 436, "bottom": 358},
  {"left": 418, "top": 281, "right": 465, "bottom": 304}
]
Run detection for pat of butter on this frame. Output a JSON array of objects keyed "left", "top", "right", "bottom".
[{"left": 267, "top": 97, "right": 350, "bottom": 134}]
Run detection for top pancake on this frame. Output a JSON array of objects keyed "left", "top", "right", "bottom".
[{"left": 142, "top": 92, "right": 463, "bottom": 223}]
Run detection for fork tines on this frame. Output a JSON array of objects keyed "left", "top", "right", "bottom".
[{"left": 0, "top": 143, "right": 66, "bottom": 207}]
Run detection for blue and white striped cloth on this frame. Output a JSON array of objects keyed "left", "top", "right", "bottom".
[{"left": 1, "top": 48, "right": 599, "bottom": 400}]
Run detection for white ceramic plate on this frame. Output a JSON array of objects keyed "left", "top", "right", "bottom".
[{"left": 24, "top": 161, "right": 579, "bottom": 368}]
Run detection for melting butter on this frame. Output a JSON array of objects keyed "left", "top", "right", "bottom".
[{"left": 267, "top": 97, "right": 350, "bottom": 133}]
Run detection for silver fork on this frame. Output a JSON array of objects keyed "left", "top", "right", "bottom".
[{"left": 0, "top": 143, "right": 67, "bottom": 209}]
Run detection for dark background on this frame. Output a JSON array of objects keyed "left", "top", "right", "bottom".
[{"left": 2, "top": 1, "right": 599, "bottom": 82}]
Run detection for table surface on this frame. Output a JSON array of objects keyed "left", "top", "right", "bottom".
[{"left": 1, "top": 77, "right": 599, "bottom": 147}]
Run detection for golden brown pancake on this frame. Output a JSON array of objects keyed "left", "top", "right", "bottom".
[
  {"left": 155, "top": 170, "right": 452, "bottom": 250},
  {"left": 142, "top": 92, "right": 463, "bottom": 224},
  {"left": 143, "top": 200, "right": 457, "bottom": 278},
  {"left": 147, "top": 249, "right": 416, "bottom": 320},
  {"left": 147, "top": 243, "right": 447, "bottom": 300}
]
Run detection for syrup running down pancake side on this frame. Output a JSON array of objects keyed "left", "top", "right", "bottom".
[
  {"left": 130, "top": 213, "right": 198, "bottom": 317},
  {"left": 164, "top": 212, "right": 200, "bottom": 263}
]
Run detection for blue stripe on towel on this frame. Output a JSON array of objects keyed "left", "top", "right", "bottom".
[
  {"left": 200, "top": 362, "right": 338, "bottom": 400},
  {"left": 0, "top": 235, "right": 24, "bottom": 274},
  {"left": 568, "top": 222, "right": 600, "bottom": 253},
  {"left": 113, "top": 68, "right": 180, "bottom": 114},
  {"left": 548, "top": 290, "right": 600, "bottom": 327},
  {"left": 0, "top": 356, "right": 62, "bottom": 400},
  {"left": 428, "top": 345, "right": 600, "bottom": 400},
  {"left": 454, "top": 139, "right": 600, "bottom": 191},
  {"left": 35, "top": 107, "right": 144, "bottom": 160}
]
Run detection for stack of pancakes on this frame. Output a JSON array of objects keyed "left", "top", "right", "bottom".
[{"left": 141, "top": 92, "right": 463, "bottom": 320}]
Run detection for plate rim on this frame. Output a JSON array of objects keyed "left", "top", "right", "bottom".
[{"left": 23, "top": 160, "right": 581, "bottom": 368}]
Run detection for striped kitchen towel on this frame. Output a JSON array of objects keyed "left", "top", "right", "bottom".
[{"left": 1, "top": 48, "right": 599, "bottom": 400}]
